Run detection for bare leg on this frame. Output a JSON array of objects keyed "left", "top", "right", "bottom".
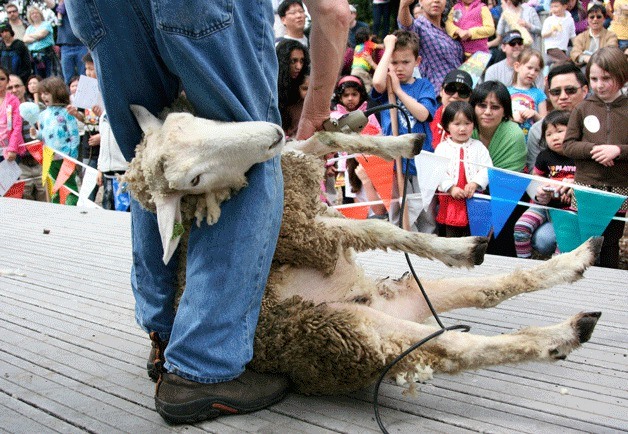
[
  {"left": 319, "top": 215, "right": 488, "bottom": 268},
  {"left": 285, "top": 131, "right": 422, "bottom": 158}
]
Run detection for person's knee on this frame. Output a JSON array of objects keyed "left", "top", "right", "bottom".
[{"left": 531, "top": 222, "right": 556, "bottom": 255}]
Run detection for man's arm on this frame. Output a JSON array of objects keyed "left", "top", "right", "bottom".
[
  {"left": 398, "top": 0, "right": 414, "bottom": 29},
  {"left": 297, "top": 0, "right": 351, "bottom": 140}
]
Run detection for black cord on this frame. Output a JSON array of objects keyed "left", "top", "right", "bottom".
[{"left": 362, "top": 103, "right": 471, "bottom": 434}]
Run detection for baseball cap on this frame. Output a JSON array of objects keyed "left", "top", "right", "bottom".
[
  {"left": 442, "top": 69, "right": 473, "bottom": 90},
  {"left": 502, "top": 30, "right": 523, "bottom": 45},
  {"left": 0, "top": 22, "right": 10, "bottom": 33}
]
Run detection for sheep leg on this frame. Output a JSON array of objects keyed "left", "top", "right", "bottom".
[
  {"left": 285, "top": 131, "right": 423, "bottom": 159},
  {"left": 318, "top": 215, "right": 488, "bottom": 268},
  {"left": 332, "top": 302, "right": 600, "bottom": 376},
  {"left": 368, "top": 237, "right": 602, "bottom": 323}
]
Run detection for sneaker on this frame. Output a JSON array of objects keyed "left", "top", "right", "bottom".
[
  {"left": 147, "top": 332, "right": 168, "bottom": 382},
  {"left": 155, "top": 369, "right": 289, "bottom": 424}
]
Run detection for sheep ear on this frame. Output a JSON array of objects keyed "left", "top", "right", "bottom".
[
  {"left": 130, "top": 105, "right": 163, "bottom": 134},
  {"left": 154, "top": 193, "right": 184, "bottom": 264}
]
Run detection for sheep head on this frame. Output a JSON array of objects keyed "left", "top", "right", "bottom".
[{"left": 130, "top": 105, "right": 285, "bottom": 264}]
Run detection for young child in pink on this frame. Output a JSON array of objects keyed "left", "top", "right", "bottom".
[{"left": 445, "top": 0, "right": 496, "bottom": 57}]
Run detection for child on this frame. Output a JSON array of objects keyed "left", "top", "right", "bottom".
[
  {"left": 371, "top": 30, "right": 438, "bottom": 233},
  {"left": 508, "top": 48, "right": 547, "bottom": 140},
  {"left": 514, "top": 110, "right": 575, "bottom": 258},
  {"left": 351, "top": 28, "right": 383, "bottom": 93},
  {"left": 563, "top": 47, "right": 628, "bottom": 269},
  {"left": 445, "top": 0, "right": 496, "bottom": 58},
  {"left": 434, "top": 101, "right": 493, "bottom": 237},
  {"left": 541, "top": 0, "right": 576, "bottom": 66},
  {"left": 330, "top": 75, "right": 384, "bottom": 212},
  {"left": 30, "top": 76, "right": 80, "bottom": 205}
]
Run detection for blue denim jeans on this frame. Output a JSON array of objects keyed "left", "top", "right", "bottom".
[
  {"left": 66, "top": 0, "right": 283, "bottom": 383},
  {"left": 372, "top": 2, "right": 391, "bottom": 40},
  {"left": 60, "top": 44, "right": 88, "bottom": 84},
  {"left": 531, "top": 221, "right": 557, "bottom": 256}
]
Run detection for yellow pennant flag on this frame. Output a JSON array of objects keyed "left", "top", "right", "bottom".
[{"left": 42, "top": 146, "right": 54, "bottom": 186}]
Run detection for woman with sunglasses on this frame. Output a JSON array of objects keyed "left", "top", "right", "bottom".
[
  {"left": 430, "top": 69, "right": 473, "bottom": 149},
  {"left": 570, "top": 3, "right": 619, "bottom": 68},
  {"left": 470, "top": 80, "right": 527, "bottom": 257}
]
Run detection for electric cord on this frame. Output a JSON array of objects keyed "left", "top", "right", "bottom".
[{"left": 360, "top": 103, "right": 471, "bottom": 434}]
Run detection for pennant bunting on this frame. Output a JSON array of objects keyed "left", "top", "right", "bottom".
[
  {"left": 42, "top": 146, "right": 54, "bottom": 186},
  {"left": 415, "top": 151, "right": 449, "bottom": 214},
  {"left": 487, "top": 168, "right": 530, "bottom": 237},
  {"left": 574, "top": 189, "right": 625, "bottom": 241},
  {"left": 58, "top": 184, "right": 71, "bottom": 204},
  {"left": 25, "top": 140, "right": 44, "bottom": 164},
  {"left": 466, "top": 197, "right": 493, "bottom": 237},
  {"left": 548, "top": 208, "right": 581, "bottom": 253},
  {"left": 0, "top": 159, "right": 22, "bottom": 195},
  {"left": 337, "top": 204, "right": 369, "bottom": 220},
  {"left": 4, "top": 180, "right": 25, "bottom": 199},
  {"left": 52, "top": 158, "right": 76, "bottom": 194},
  {"left": 77, "top": 166, "right": 99, "bottom": 207},
  {"left": 356, "top": 155, "right": 394, "bottom": 211}
]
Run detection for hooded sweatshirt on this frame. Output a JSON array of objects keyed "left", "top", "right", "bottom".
[{"left": 563, "top": 92, "right": 628, "bottom": 187}]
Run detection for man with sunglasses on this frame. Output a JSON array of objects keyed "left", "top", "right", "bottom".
[
  {"left": 526, "top": 62, "right": 589, "bottom": 171},
  {"left": 483, "top": 30, "right": 544, "bottom": 89},
  {"left": 430, "top": 69, "right": 473, "bottom": 149},
  {"left": 5, "top": 3, "right": 27, "bottom": 41}
]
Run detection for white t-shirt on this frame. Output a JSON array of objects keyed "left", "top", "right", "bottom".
[{"left": 542, "top": 13, "right": 576, "bottom": 52}]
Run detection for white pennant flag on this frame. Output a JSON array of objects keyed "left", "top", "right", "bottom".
[
  {"left": 77, "top": 166, "right": 99, "bottom": 208},
  {"left": 414, "top": 151, "right": 450, "bottom": 213}
]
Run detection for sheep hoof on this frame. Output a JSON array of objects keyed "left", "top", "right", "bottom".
[
  {"left": 411, "top": 134, "right": 426, "bottom": 156},
  {"left": 587, "top": 236, "right": 604, "bottom": 261},
  {"left": 576, "top": 311, "right": 601, "bottom": 344},
  {"left": 472, "top": 237, "right": 489, "bottom": 265}
]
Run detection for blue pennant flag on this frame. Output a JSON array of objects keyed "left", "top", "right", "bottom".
[
  {"left": 548, "top": 208, "right": 581, "bottom": 253},
  {"left": 575, "top": 189, "right": 625, "bottom": 241},
  {"left": 487, "top": 168, "right": 530, "bottom": 237},
  {"left": 467, "top": 197, "right": 492, "bottom": 237}
]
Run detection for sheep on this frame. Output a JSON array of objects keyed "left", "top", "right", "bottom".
[{"left": 124, "top": 105, "right": 602, "bottom": 396}]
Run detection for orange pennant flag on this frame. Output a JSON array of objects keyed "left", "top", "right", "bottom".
[
  {"left": 58, "top": 185, "right": 71, "bottom": 204},
  {"left": 53, "top": 158, "right": 76, "bottom": 194},
  {"left": 25, "top": 140, "right": 44, "bottom": 164},
  {"left": 337, "top": 204, "right": 369, "bottom": 220},
  {"left": 356, "top": 155, "right": 394, "bottom": 211},
  {"left": 4, "top": 180, "right": 25, "bottom": 198}
]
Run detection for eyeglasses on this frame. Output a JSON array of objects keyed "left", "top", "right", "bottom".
[
  {"left": 285, "top": 9, "right": 305, "bottom": 16},
  {"left": 548, "top": 85, "right": 582, "bottom": 96},
  {"left": 443, "top": 83, "right": 472, "bottom": 98},
  {"left": 507, "top": 40, "right": 524, "bottom": 47},
  {"left": 7, "top": 10, "right": 18, "bottom": 14}
]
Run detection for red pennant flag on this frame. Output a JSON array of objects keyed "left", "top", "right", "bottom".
[
  {"left": 58, "top": 184, "right": 71, "bottom": 204},
  {"left": 53, "top": 158, "right": 76, "bottom": 194},
  {"left": 25, "top": 141, "right": 44, "bottom": 164},
  {"left": 337, "top": 204, "right": 369, "bottom": 220},
  {"left": 356, "top": 155, "right": 394, "bottom": 211},
  {"left": 4, "top": 181, "right": 25, "bottom": 198}
]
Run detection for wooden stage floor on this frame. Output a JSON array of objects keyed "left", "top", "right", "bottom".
[{"left": 1, "top": 197, "right": 626, "bottom": 433}]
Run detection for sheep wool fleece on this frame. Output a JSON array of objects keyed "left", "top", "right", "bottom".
[{"left": 66, "top": 0, "right": 284, "bottom": 383}]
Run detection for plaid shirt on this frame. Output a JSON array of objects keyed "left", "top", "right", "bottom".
[{"left": 399, "top": 15, "right": 464, "bottom": 96}]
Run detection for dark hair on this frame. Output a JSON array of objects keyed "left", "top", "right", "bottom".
[
  {"left": 276, "top": 39, "right": 310, "bottom": 130},
  {"left": 82, "top": 52, "right": 93, "bottom": 64},
  {"left": 510, "top": 0, "right": 523, "bottom": 6},
  {"left": 25, "top": 74, "right": 42, "bottom": 99},
  {"left": 441, "top": 101, "right": 477, "bottom": 133},
  {"left": 547, "top": 61, "right": 588, "bottom": 88},
  {"left": 68, "top": 75, "right": 81, "bottom": 86},
  {"left": 0, "top": 66, "right": 10, "bottom": 82},
  {"left": 355, "top": 27, "right": 370, "bottom": 45},
  {"left": 392, "top": 29, "right": 419, "bottom": 58},
  {"left": 587, "top": 3, "right": 607, "bottom": 16},
  {"left": 586, "top": 46, "right": 628, "bottom": 87},
  {"left": 0, "top": 21, "right": 15, "bottom": 36},
  {"left": 38, "top": 76, "right": 70, "bottom": 106},
  {"left": 541, "top": 110, "right": 570, "bottom": 138},
  {"left": 277, "top": 0, "right": 304, "bottom": 17},
  {"left": 550, "top": 0, "right": 569, "bottom": 6},
  {"left": 469, "top": 80, "right": 513, "bottom": 120},
  {"left": 331, "top": 75, "right": 368, "bottom": 109}
]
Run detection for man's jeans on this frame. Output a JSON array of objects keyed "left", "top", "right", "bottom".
[
  {"left": 66, "top": 0, "right": 283, "bottom": 383},
  {"left": 60, "top": 44, "right": 88, "bottom": 84}
]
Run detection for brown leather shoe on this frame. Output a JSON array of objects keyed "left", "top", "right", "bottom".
[
  {"left": 155, "top": 369, "right": 289, "bottom": 424},
  {"left": 147, "top": 332, "right": 168, "bottom": 382}
]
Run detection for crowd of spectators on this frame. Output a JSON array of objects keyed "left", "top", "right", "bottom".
[{"left": 1, "top": 0, "right": 626, "bottom": 268}]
